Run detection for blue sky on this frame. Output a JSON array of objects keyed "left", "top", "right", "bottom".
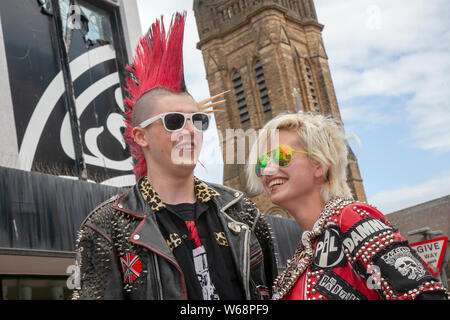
[{"left": 136, "top": 0, "right": 450, "bottom": 214}]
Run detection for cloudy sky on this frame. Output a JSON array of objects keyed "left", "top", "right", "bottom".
[{"left": 135, "top": 0, "right": 450, "bottom": 214}]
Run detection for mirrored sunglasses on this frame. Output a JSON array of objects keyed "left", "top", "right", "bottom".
[{"left": 255, "top": 145, "right": 309, "bottom": 177}]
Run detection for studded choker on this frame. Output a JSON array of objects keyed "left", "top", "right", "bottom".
[{"left": 272, "top": 197, "right": 354, "bottom": 300}]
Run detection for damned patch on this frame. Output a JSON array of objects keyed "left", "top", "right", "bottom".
[
  {"left": 312, "top": 225, "right": 346, "bottom": 270},
  {"left": 343, "top": 217, "right": 392, "bottom": 254},
  {"left": 315, "top": 270, "right": 368, "bottom": 300}
]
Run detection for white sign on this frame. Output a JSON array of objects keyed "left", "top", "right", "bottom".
[{"left": 410, "top": 236, "right": 448, "bottom": 276}]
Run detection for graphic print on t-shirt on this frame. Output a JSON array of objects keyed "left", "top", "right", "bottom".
[{"left": 185, "top": 220, "right": 219, "bottom": 300}]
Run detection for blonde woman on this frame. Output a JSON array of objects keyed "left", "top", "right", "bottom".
[{"left": 247, "top": 112, "right": 448, "bottom": 300}]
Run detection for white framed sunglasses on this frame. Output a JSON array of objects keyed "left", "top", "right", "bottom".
[{"left": 139, "top": 112, "right": 211, "bottom": 132}]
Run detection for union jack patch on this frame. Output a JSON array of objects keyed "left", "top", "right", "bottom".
[{"left": 120, "top": 253, "right": 142, "bottom": 283}]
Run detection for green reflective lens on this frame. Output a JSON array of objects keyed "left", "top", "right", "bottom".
[{"left": 255, "top": 145, "right": 309, "bottom": 178}]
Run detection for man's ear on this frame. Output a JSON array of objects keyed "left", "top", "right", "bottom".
[{"left": 132, "top": 127, "right": 149, "bottom": 148}]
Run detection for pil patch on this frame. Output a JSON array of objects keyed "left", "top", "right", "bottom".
[
  {"left": 343, "top": 217, "right": 392, "bottom": 255},
  {"left": 312, "top": 225, "right": 347, "bottom": 270},
  {"left": 372, "top": 242, "right": 434, "bottom": 292},
  {"left": 316, "top": 270, "right": 368, "bottom": 300}
]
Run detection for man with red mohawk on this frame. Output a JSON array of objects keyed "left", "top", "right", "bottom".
[{"left": 72, "top": 12, "right": 277, "bottom": 300}]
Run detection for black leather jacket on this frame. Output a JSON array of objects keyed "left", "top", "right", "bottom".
[{"left": 72, "top": 179, "right": 278, "bottom": 300}]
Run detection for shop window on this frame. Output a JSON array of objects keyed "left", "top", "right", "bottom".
[{"left": 1, "top": 277, "right": 72, "bottom": 300}]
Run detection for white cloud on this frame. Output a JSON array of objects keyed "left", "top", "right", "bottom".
[
  {"left": 133, "top": 1, "right": 450, "bottom": 184},
  {"left": 340, "top": 103, "right": 400, "bottom": 128},
  {"left": 317, "top": 0, "right": 449, "bottom": 67},
  {"left": 316, "top": 0, "right": 450, "bottom": 153},
  {"left": 369, "top": 171, "right": 450, "bottom": 214}
]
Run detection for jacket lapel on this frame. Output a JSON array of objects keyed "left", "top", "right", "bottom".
[
  {"left": 129, "top": 215, "right": 176, "bottom": 261},
  {"left": 113, "top": 182, "right": 176, "bottom": 261},
  {"left": 113, "top": 177, "right": 248, "bottom": 283},
  {"left": 211, "top": 187, "right": 250, "bottom": 296}
]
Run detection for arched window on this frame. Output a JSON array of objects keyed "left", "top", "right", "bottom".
[
  {"left": 305, "top": 63, "right": 319, "bottom": 112},
  {"left": 254, "top": 60, "right": 271, "bottom": 113},
  {"left": 232, "top": 72, "right": 249, "bottom": 123}
]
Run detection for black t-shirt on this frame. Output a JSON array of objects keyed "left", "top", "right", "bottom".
[{"left": 155, "top": 200, "right": 245, "bottom": 300}]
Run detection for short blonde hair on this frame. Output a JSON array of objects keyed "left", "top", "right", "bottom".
[{"left": 246, "top": 112, "right": 353, "bottom": 202}]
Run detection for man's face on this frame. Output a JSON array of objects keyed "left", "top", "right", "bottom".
[{"left": 135, "top": 92, "right": 203, "bottom": 176}]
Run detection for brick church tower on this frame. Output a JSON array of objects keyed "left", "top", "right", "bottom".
[{"left": 193, "top": 0, "right": 366, "bottom": 218}]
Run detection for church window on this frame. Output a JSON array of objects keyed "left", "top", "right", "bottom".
[
  {"left": 254, "top": 60, "right": 271, "bottom": 113},
  {"left": 232, "top": 72, "right": 250, "bottom": 123},
  {"left": 305, "top": 64, "right": 319, "bottom": 112}
]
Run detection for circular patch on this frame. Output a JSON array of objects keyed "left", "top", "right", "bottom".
[{"left": 313, "top": 226, "right": 346, "bottom": 269}]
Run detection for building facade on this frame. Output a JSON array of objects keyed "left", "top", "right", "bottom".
[
  {"left": 387, "top": 195, "right": 450, "bottom": 288},
  {"left": 193, "top": 0, "right": 366, "bottom": 218},
  {"left": 0, "top": 0, "right": 141, "bottom": 188},
  {"left": 0, "top": 0, "right": 142, "bottom": 299}
]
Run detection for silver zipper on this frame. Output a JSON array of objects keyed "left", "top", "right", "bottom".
[
  {"left": 242, "top": 224, "right": 251, "bottom": 299},
  {"left": 219, "top": 191, "right": 253, "bottom": 299},
  {"left": 153, "top": 253, "right": 163, "bottom": 299}
]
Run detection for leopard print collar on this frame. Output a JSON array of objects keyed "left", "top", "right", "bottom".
[{"left": 139, "top": 176, "right": 220, "bottom": 212}]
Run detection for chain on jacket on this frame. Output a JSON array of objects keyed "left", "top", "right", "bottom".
[{"left": 272, "top": 198, "right": 449, "bottom": 300}]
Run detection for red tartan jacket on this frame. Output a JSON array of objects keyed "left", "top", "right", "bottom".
[{"left": 281, "top": 202, "right": 448, "bottom": 300}]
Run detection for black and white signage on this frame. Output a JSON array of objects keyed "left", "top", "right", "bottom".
[{"left": 0, "top": 0, "right": 134, "bottom": 186}]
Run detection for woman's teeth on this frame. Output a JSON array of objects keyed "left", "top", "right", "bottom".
[{"left": 268, "top": 179, "right": 286, "bottom": 189}]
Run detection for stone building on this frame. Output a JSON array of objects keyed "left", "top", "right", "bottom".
[
  {"left": 193, "top": 0, "right": 366, "bottom": 218},
  {"left": 387, "top": 195, "right": 450, "bottom": 288}
]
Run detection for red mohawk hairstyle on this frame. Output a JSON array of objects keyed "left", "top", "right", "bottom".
[{"left": 123, "top": 12, "right": 187, "bottom": 179}]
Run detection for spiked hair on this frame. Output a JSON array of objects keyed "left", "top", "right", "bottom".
[{"left": 123, "top": 12, "right": 187, "bottom": 178}]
